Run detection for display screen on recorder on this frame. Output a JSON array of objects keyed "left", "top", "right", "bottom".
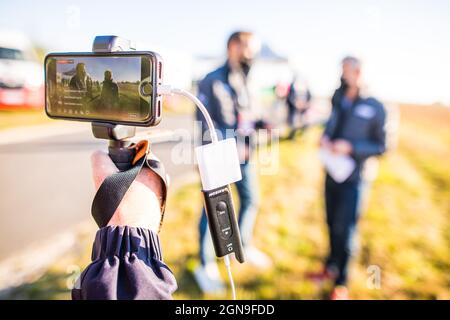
[{"left": 45, "top": 55, "right": 152, "bottom": 122}]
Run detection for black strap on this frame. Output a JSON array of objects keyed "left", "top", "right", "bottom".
[{"left": 91, "top": 155, "right": 147, "bottom": 228}]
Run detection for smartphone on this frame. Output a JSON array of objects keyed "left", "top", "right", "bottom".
[{"left": 45, "top": 51, "right": 163, "bottom": 126}]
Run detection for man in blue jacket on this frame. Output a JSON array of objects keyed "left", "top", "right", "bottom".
[
  {"left": 318, "top": 56, "right": 386, "bottom": 299},
  {"left": 285, "top": 78, "right": 312, "bottom": 140},
  {"left": 194, "top": 31, "right": 273, "bottom": 295}
]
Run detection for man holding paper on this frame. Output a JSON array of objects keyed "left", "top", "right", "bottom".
[{"left": 317, "top": 56, "right": 387, "bottom": 299}]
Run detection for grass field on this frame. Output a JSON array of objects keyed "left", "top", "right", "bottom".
[
  {"left": 0, "top": 109, "right": 51, "bottom": 131},
  {"left": 0, "top": 98, "right": 191, "bottom": 133},
  {"left": 4, "top": 103, "right": 450, "bottom": 299}
]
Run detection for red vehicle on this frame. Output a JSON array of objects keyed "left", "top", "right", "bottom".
[{"left": 0, "top": 31, "right": 44, "bottom": 110}]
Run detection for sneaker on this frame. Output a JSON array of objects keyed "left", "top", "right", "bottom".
[
  {"left": 193, "top": 262, "right": 225, "bottom": 295},
  {"left": 305, "top": 266, "right": 338, "bottom": 284},
  {"left": 329, "top": 285, "right": 349, "bottom": 300},
  {"left": 245, "top": 246, "right": 273, "bottom": 269}
]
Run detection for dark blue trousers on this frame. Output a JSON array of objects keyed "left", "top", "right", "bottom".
[{"left": 325, "top": 174, "right": 362, "bottom": 285}]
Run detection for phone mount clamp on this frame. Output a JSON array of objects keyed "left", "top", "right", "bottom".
[
  {"left": 91, "top": 35, "right": 137, "bottom": 171},
  {"left": 90, "top": 36, "right": 168, "bottom": 232}
]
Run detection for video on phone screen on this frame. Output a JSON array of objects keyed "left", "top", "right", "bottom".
[{"left": 46, "top": 56, "right": 151, "bottom": 122}]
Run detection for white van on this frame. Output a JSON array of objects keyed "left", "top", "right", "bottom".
[{"left": 0, "top": 30, "right": 44, "bottom": 110}]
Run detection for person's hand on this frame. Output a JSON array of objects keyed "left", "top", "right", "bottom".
[
  {"left": 295, "top": 99, "right": 307, "bottom": 111},
  {"left": 332, "top": 139, "right": 353, "bottom": 155},
  {"left": 91, "top": 150, "right": 163, "bottom": 232},
  {"left": 320, "top": 135, "right": 332, "bottom": 149}
]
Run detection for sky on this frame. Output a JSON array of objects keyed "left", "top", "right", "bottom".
[{"left": 1, "top": 0, "right": 450, "bottom": 104}]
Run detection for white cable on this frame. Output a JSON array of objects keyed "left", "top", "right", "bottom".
[
  {"left": 158, "top": 85, "right": 218, "bottom": 143},
  {"left": 223, "top": 254, "right": 237, "bottom": 300},
  {"left": 159, "top": 84, "right": 237, "bottom": 300}
]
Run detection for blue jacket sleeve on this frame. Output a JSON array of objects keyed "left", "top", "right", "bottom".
[
  {"left": 196, "top": 77, "right": 217, "bottom": 142},
  {"left": 196, "top": 77, "right": 213, "bottom": 124},
  {"left": 323, "top": 107, "right": 337, "bottom": 138},
  {"left": 72, "top": 226, "right": 177, "bottom": 300},
  {"left": 352, "top": 102, "right": 387, "bottom": 160},
  {"left": 196, "top": 76, "right": 234, "bottom": 142}
]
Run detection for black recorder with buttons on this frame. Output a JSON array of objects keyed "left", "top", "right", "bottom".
[
  {"left": 202, "top": 186, "right": 245, "bottom": 263},
  {"left": 195, "top": 136, "right": 245, "bottom": 264}
]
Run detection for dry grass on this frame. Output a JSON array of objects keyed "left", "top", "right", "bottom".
[{"left": 0, "top": 110, "right": 51, "bottom": 131}]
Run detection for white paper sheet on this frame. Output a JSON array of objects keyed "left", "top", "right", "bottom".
[{"left": 319, "top": 148, "right": 356, "bottom": 183}]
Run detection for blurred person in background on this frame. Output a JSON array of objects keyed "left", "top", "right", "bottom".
[
  {"left": 194, "top": 31, "right": 273, "bottom": 295},
  {"left": 99, "top": 69, "right": 119, "bottom": 110},
  {"left": 68, "top": 62, "right": 93, "bottom": 114},
  {"left": 285, "top": 76, "right": 312, "bottom": 140},
  {"left": 69, "top": 62, "right": 93, "bottom": 97},
  {"left": 316, "top": 56, "right": 387, "bottom": 299}
]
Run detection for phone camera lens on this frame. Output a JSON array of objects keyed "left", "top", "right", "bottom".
[{"left": 141, "top": 81, "right": 153, "bottom": 97}]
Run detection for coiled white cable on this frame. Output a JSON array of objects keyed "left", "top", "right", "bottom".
[{"left": 158, "top": 85, "right": 218, "bottom": 143}]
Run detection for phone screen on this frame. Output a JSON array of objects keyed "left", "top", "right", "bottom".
[{"left": 45, "top": 53, "right": 154, "bottom": 124}]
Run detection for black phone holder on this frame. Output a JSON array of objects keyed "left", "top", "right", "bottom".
[
  {"left": 91, "top": 36, "right": 138, "bottom": 171},
  {"left": 91, "top": 122, "right": 136, "bottom": 171},
  {"left": 90, "top": 36, "right": 168, "bottom": 230}
]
